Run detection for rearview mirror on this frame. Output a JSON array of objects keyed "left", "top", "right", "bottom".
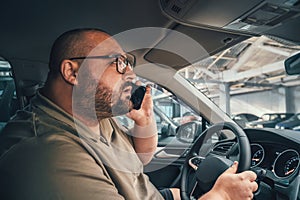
[
  {"left": 285, "top": 52, "right": 300, "bottom": 75},
  {"left": 176, "top": 121, "right": 202, "bottom": 143}
]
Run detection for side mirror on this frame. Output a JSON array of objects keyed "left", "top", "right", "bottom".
[
  {"left": 285, "top": 52, "right": 300, "bottom": 75},
  {"left": 176, "top": 121, "right": 202, "bottom": 143}
]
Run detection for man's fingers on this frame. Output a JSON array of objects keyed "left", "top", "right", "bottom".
[
  {"left": 145, "top": 85, "right": 151, "bottom": 94},
  {"left": 250, "top": 180, "right": 259, "bottom": 192},
  {"left": 225, "top": 161, "right": 238, "bottom": 174},
  {"left": 248, "top": 192, "right": 254, "bottom": 200},
  {"left": 241, "top": 170, "right": 257, "bottom": 182},
  {"left": 225, "top": 162, "right": 257, "bottom": 182},
  {"left": 141, "top": 86, "right": 152, "bottom": 106}
]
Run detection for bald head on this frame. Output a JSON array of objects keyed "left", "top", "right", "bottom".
[
  {"left": 48, "top": 28, "right": 110, "bottom": 75},
  {"left": 42, "top": 28, "right": 113, "bottom": 118}
]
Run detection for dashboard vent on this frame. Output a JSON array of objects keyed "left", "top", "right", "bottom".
[{"left": 213, "top": 142, "right": 235, "bottom": 155}]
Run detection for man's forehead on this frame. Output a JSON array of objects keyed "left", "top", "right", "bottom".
[
  {"left": 87, "top": 33, "right": 124, "bottom": 55},
  {"left": 77, "top": 33, "right": 125, "bottom": 79}
]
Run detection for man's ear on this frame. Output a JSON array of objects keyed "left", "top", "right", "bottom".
[{"left": 60, "top": 60, "right": 79, "bottom": 85}]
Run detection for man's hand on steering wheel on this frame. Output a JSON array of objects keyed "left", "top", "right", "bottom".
[
  {"left": 180, "top": 122, "right": 259, "bottom": 200},
  {"left": 204, "top": 161, "right": 258, "bottom": 200}
]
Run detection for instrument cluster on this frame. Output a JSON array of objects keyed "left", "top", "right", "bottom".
[{"left": 250, "top": 143, "right": 299, "bottom": 178}]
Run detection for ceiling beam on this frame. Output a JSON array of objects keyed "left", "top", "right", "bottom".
[
  {"left": 258, "top": 44, "right": 291, "bottom": 56},
  {"left": 221, "top": 60, "right": 284, "bottom": 82}
]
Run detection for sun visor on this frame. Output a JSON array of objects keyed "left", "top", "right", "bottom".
[{"left": 144, "top": 25, "right": 248, "bottom": 69}]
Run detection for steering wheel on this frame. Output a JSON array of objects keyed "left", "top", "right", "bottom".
[{"left": 180, "top": 122, "right": 251, "bottom": 200}]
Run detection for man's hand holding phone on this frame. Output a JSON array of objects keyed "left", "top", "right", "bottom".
[
  {"left": 127, "top": 84, "right": 158, "bottom": 165},
  {"left": 127, "top": 84, "right": 154, "bottom": 127}
]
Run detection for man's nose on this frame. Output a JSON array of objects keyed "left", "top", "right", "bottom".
[{"left": 123, "top": 66, "right": 136, "bottom": 81}]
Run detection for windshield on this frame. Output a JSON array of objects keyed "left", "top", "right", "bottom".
[{"left": 178, "top": 36, "right": 300, "bottom": 130}]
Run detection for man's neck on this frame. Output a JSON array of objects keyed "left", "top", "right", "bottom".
[{"left": 41, "top": 78, "right": 73, "bottom": 116}]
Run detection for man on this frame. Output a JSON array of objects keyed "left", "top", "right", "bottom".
[{"left": 0, "top": 28, "right": 257, "bottom": 199}]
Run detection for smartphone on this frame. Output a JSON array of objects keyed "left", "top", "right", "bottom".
[{"left": 130, "top": 85, "right": 146, "bottom": 110}]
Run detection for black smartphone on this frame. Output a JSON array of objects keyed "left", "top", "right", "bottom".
[{"left": 130, "top": 85, "right": 146, "bottom": 110}]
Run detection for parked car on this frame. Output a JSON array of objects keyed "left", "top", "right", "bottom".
[
  {"left": 232, "top": 113, "right": 259, "bottom": 128},
  {"left": 246, "top": 113, "right": 294, "bottom": 128},
  {"left": 276, "top": 113, "right": 300, "bottom": 130},
  {"left": 293, "top": 125, "right": 300, "bottom": 131}
]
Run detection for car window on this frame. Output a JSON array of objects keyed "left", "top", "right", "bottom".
[
  {"left": 270, "top": 114, "right": 279, "bottom": 121},
  {"left": 280, "top": 114, "right": 287, "bottom": 119},
  {"left": 0, "top": 60, "right": 17, "bottom": 127},
  {"left": 261, "top": 114, "right": 269, "bottom": 121}
]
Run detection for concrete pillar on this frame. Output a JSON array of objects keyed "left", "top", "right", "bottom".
[
  {"left": 285, "top": 87, "right": 295, "bottom": 113},
  {"left": 219, "top": 83, "right": 231, "bottom": 115}
]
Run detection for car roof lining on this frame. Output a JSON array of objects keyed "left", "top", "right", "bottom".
[
  {"left": 159, "top": 0, "right": 300, "bottom": 44},
  {"left": 0, "top": 0, "right": 299, "bottom": 111},
  {"left": 1, "top": 0, "right": 298, "bottom": 66},
  {"left": 0, "top": 1, "right": 256, "bottom": 63}
]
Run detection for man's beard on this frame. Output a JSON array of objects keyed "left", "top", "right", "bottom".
[
  {"left": 73, "top": 73, "right": 133, "bottom": 124},
  {"left": 94, "top": 81, "right": 132, "bottom": 119}
]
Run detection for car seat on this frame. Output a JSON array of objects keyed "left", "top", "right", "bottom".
[{"left": 9, "top": 59, "right": 48, "bottom": 109}]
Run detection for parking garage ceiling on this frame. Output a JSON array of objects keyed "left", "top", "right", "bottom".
[{"left": 180, "top": 36, "right": 300, "bottom": 97}]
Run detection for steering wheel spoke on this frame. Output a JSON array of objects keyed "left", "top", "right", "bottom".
[{"left": 189, "top": 156, "right": 205, "bottom": 171}]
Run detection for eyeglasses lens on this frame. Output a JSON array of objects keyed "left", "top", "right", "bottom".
[{"left": 117, "top": 54, "right": 135, "bottom": 74}]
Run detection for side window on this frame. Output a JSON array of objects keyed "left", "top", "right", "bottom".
[
  {"left": 261, "top": 114, "right": 269, "bottom": 121},
  {"left": 0, "top": 59, "right": 17, "bottom": 131}
]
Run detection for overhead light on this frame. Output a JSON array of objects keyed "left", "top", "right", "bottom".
[{"left": 265, "top": 74, "right": 286, "bottom": 81}]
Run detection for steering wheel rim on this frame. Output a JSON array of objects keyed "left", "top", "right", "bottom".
[{"left": 180, "top": 122, "right": 251, "bottom": 200}]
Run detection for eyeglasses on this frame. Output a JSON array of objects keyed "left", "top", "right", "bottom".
[{"left": 69, "top": 53, "right": 135, "bottom": 74}]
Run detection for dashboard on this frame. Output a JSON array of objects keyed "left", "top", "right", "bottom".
[{"left": 245, "top": 128, "right": 300, "bottom": 200}]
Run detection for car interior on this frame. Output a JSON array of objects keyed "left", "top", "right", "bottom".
[{"left": 0, "top": 0, "right": 299, "bottom": 199}]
